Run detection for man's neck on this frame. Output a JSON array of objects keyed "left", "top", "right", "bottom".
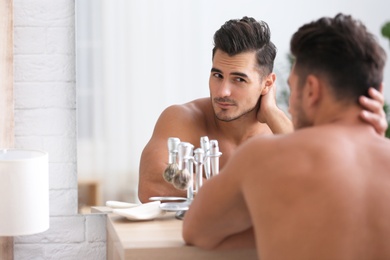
[
  {"left": 212, "top": 112, "right": 270, "bottom": 145},
  {"left": 314, "top": 102, "right": 367, "bottom": 128}
]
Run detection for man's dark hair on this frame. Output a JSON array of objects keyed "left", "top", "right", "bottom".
[
  {"left": 212, "top": 16, "right": 277, "bottom": 76},
  {"left": 290, "top": 13, "right": 387, "bottom": 102}
]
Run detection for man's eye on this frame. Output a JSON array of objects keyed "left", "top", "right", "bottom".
[
  {"left": 235, "top": 77, "right": 246, "bottom": 83},
  {"left": 213, "top": 73, "right": 223, "bottom": 78}
]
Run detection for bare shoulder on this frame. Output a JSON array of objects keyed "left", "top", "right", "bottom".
[
  {"left": 237, "top": 124, "right": 390, "bottom": 212},
  {"left": 138, "top": 98, "right": 212, "bottom": 201},
  {"left": 147, "top": 98, "right": 211, "bottom": 146},
  {"left": 234, "top": 126, "right": 348, "bottom": 187},
  {"left": 159, "top": 98, "right": 210, "bottom": 127}
]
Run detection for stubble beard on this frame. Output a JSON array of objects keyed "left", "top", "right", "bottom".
[{"left": 213, "top": 100, "right": 258, "bottom": 122}]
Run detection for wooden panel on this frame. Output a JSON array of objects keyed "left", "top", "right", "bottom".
[
  {"left": 0, "top": 237, "right": 13, "bottom": 260},
  {"left": 0, "top": 0, "right": 14, "bottom": 259},
  {"left": 0, "top": 0, "right": 14, "bottom": 148}
]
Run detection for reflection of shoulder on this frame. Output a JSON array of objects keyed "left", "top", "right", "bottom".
[
  {"left": 162, "top": 98, "right": 209, "bottom": 121},
  {"left": 183, "top": 98, "right": 210, "bottom": 114},
  {"left": 160, "top": 98, "right": 210, "bottom": 125}
]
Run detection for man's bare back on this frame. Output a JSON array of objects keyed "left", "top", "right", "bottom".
[
  {"left": 241, "top": 125, "right": 390, "bottom": 259},
  {"left": 183, "top": 123, "right": 390, "bottom": 259}
]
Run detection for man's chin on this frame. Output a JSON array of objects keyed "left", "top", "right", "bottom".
[
  {"left": 215, "top": 113, "right": 235, "bottom": 122},
  {"left": 215, "top": 111, "right": 244, "bottom": 122},
  {"left": 215, "top": 109, "right": 257, "bottom": 122}
]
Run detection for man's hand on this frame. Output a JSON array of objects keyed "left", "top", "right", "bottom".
[
  {"left": 257, "top": 84, "right": 294, "bottom": 134},
  {"left": 359, "top": 87, "right": 388, "bottom": 136},
  {"left": 257, "top": 83, "right": 278, "bottom": 124}
]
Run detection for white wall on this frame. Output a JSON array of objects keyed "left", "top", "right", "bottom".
[{"left": 13, "top": 0, "right": 105, "bottom": 259}]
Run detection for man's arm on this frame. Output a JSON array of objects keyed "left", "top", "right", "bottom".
[
  {"left": 182, "top": 146, "right": 253, "bottom": 250},
  {"left": 211, "top": 228, "right": 256, "bottom": 250},
  {"left": 257, "top": 84, "right": 294, "bottom": 134},
  {"left": 138, "top": 104, "right": 199, "bottom": 203}
]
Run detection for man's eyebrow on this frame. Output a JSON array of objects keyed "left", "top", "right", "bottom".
[
  {"left": 211, "top": 68, "right": 249, "bottom": 79},
  {"left": 211, "top": 68, "right": 222, "bottom": 73},
  {"left": 231, "top": 72, "right": 248, "bottom": 78}
]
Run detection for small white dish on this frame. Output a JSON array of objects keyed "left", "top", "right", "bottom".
[
  {"left": 160, "top": 201, "right": 191, "bottom": 211},
  {"left": 106, "top": 200, "right": 139, "bottom": 209},
  {"left": 149, "top": 196, "right": 187, "bottom": 201},
  {"left": 113, "top": 201, "right": 163, "bottom": 221}
]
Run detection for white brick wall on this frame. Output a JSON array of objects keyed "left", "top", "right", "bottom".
[{"left": 13, "top": 0, "right": 106, "bottom": 259}]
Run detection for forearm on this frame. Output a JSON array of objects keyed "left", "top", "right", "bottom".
[
  {"left": 139, "top": 140, "right": 188, "bottom": 202},
  {"left": 183, "top": 174, "right": 252, "bottom": 250},
  {"left": 183, "top": 202, "right": 253, "bottom": 251}
]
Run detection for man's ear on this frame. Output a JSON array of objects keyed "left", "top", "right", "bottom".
[
  {"left": 304, "top": 75, "right": 321, "bottom": 107},
  {"left": 261, "top": 73, "right": 276, "bottom": 95}
]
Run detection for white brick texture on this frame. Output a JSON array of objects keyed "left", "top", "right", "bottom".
[
  {"left": 14, "top": 27, "right": 47, "bottom": 54},
  {"left": 14, "top": 109, "right": 76, "bottom": 136},
  {"left": 14, "top": 83, "right": 76, "bottom": 109},
  {"left": 49, "top": 163, "right": 77, "bottom": 190},
  {"left": 13, "top": 0, "right": 107, "bottom": 259},
  {"left": 86, "top": 214, "right": 107, "bottom": 243},
  {"left": 49, "top": 189, "right": 78, "bottom": 216},
  {"left": 15, "top": 242, "right": 106, "bottom": 260},
  {"left": 15, "top": 216, "right": 85, "bottom": 244},
  {"left": 14, "top": 55, "right": 75, "bottom": 82}
]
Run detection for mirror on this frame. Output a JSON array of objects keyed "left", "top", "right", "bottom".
[{"left": 76, "top": 0, "right": 390, "bottom": 213}]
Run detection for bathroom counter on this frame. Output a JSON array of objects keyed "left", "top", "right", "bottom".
[{"left": 99, "top": 208, "right": 258, "bottom": 260}]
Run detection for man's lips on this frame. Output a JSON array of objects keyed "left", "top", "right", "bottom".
[{"left": 215, "top": 101, "right": 235, "bottom": 109}]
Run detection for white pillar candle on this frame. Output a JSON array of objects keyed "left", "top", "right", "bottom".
[{"left": 0, "top": 149, "right": 49, "bottom": 236}]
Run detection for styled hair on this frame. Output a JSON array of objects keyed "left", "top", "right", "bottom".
[
  {"left": 212, "top": 16, "right": 277, "bottom": 76},
  {"left": 290, "top": 13, "right": 387, "bottom": 102}
]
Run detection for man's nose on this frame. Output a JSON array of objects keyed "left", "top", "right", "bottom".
[{"left": 217, "top": 79, "right": 232, "bottom": 97}]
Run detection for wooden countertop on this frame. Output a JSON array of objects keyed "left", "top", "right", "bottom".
[{"left": 97, "top": 207, "right": 258, "bottom": 260}]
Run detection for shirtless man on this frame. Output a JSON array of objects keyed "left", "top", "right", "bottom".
[
  {"left": 138, "top": 16, "right": 388, "bottom": 203},
  {"left": 183, "top": 13, "right": 390, "bottom": 260}
]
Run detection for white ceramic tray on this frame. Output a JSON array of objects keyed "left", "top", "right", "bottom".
[{"left": 113, "top": 201, "right": 163, "bottom": 221}]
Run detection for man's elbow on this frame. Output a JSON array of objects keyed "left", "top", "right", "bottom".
[
  {"left": 182, "top": 224, "right": 219, "bottom": 250},
  {"left": 138, "top": 190, "right": 149, "bottom": 203},
  {"left": 137, "top": 182, "right": 154, "bottom": 203}
]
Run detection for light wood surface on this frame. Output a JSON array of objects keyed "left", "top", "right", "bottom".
[
  {"left": 0, "top": 237, "right": 13, "bottom": 260},
  {"left": 0, "top": 0, "right": 14, "bottom": 149},
  {"left": 0, "top": 0, "right": 14, "bottom": 259},
  {"left": 102, "top": 208, "right": 258, "bottom": 260}
]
